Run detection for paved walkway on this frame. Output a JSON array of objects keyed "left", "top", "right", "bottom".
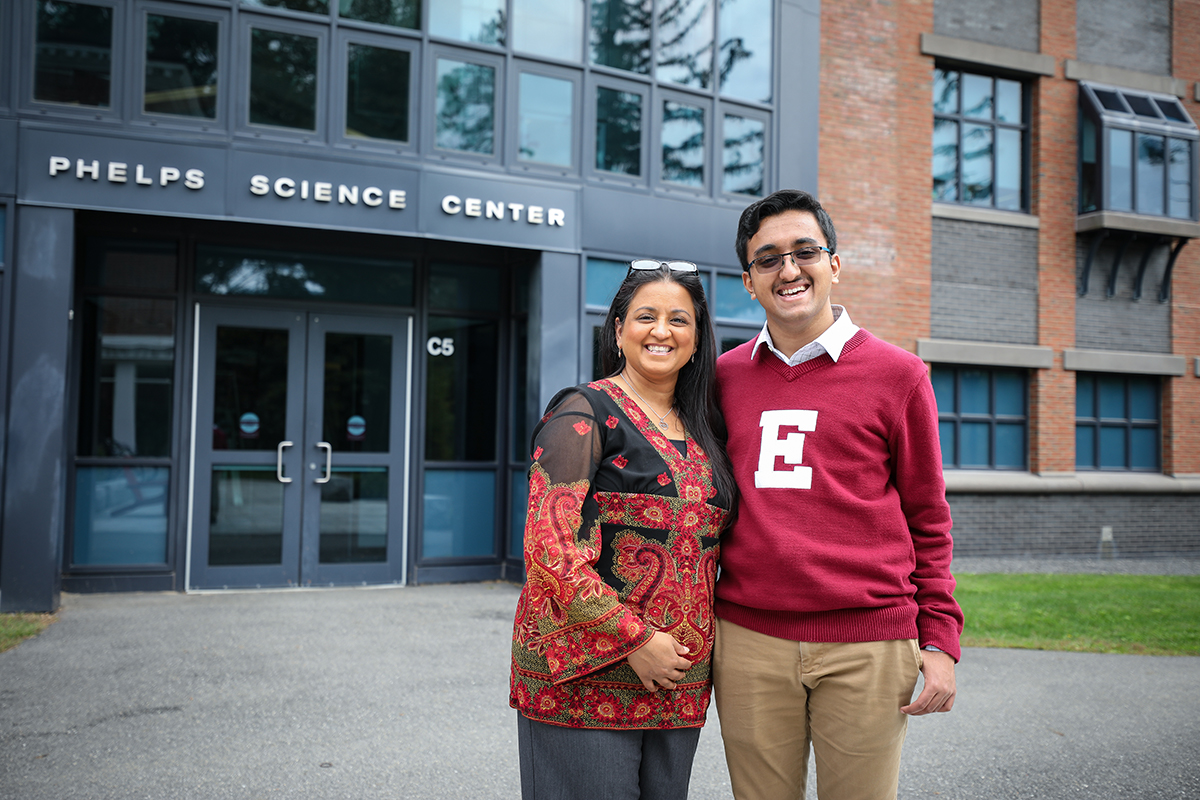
[{"left": 1, "top": 569, "right": 1197, "bottom": 799}]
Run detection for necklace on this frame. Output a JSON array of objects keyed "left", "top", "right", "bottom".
[{"left": 621, "top": 371, "right": 675, "bottom": 430}]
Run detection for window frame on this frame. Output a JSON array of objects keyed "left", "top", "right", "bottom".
[
  {"left": 24, "top": 0, "right": 125, "bottom": 120},
  {"left": 134, "top": 2, "right": 229, "bottom": 132},
  {"left": 932, "top": 364, "right": 1029, "bottom": 471},
  {"left": 426, "top": 43, "right": 506, "bottom": 165},
  {"left": 333, "top": 26, "right": 420, "bottom": 155},
  {"left": 585, "top": 73, "right": 651, "bottom": 186},
  {"left": 718, "top": 101, "right": 770, "bottom": 199},
  {"left": 508, "top": 60, "right": 582, "bottom": 176},
  {"left": 238, "top": 13, "right": 329, "bottom": 142},
  {"left": 1074, "top": 372, "right": 1161, "bottom": 472},
  {"left": 655, "top": 86, "right": 713, "bottom": 196},
  {"left": 931, "top": 65, "right": 1030, "bottom": 213}
]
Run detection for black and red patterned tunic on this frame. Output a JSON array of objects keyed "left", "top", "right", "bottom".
[{"left": 510, "top": 379, "right": 731, "bottom": 730}]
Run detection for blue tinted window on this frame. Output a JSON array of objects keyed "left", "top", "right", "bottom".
[
  {"left": 1076, "top": 373, "right": 1159, "bottom": 471},
  {"left": 938, "top": 421, "right": 955, "bottom": 467},
  {"left": 422, "top": 469, "right": 496, "bottom": 557},
  {"left": 1076, "top": 373, "right": 1095, "bottom": 417},
  {"left": 1130, "top": 379, "right": 1158, "bottom": 420},
  {"left": 1109, "top": 128, "right": 1133, "bottom": 211},
  {"left": 1099, "top": 427, "right": 1126, "bottom": 469},
  {"left": 719, "top": 0, "right": 771, "bottom": 103},
  {"left": 960, "top": 422, "right": 990, "bottom": 468},
  {"left": 1075, "top": 426, "right": 1094, "bottom": 469},
  {"left": 430, "top": 0, "right": 505, "bottom": 45},
  {"left": 934, "top": 68, "right": 1025, "bottom": 211},
  {"left": 1097, "top": 376, "right": 1126, "bottom": 418},
  {"left": 995, "top": 371, "right": 1024, "bottom": 415},
  {"left": 1131, "top": 428, "right": 1158, "bottom": 470},
  {"left": 995, "top": 423, "right": 1025, "bottom": 468},
  {"left": 518, "top": 73, "right": 573, "bottom": 167},
  {"left": 586, "top": 258, "right": 627, "bottom": 307},
  {"left": 960, "top": 369, "right": 989, "bottom": 414},
  {"left": 435, "top": 59, "right": 496, "bottom": 155},
  {"left": 931, "top": 368, "right": 954, "bottom": 412},
  {"left": 714, "top": 273, "right": 764, "bottom": 323},
  {"left": 73, "top": 466, "right": 169, "bottom": 565},
  {"left": 934, "top": 365, "right": 1027, "bottom": 470},
  {"left": 513, "top": 0, "right": 582, "bottom": 61}
]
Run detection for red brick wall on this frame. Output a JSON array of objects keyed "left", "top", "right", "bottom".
[{"left": 818, "top": 0, "right": 932, "bottom": 355}]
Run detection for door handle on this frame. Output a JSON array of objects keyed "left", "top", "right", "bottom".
[
  {"left": 276, "top": 441, "right": 294, "bottom": 483},
  {"left": 315, "top": 442, "right": 332, "bottom": 484}
]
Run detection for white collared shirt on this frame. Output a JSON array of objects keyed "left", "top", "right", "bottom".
[{"left": 750, "top": 305, "right": 861, "bottom": 366}]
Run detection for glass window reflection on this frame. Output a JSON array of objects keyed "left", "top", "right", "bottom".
[
  {"left": 961, "top": 73, "right": 992, "bottom": 119},
  {"left": 435, "top": 58, "right": 496, "bottom": 154},
  {"left": 73, "top": 466, "right": 170, "bottom": 565},
  {"left": 590, "top": 0, "right": 651, "bottom": 73},
  {"left": 519, "top": 73, "right": 573, "bottom": 167},
  {"left": 596, "top": 87, "right": 642, "bottom": 176},
  {"left": 932, "top": 118, "right": 958, "bottom": 201},
  {"left": 250, "top": 28, "right": 319, "bottom": 131},
  {"left": 35, "top": 0, "right": 112, "bottom": 107},
  {"left": 339, "top": 0, "right": 419, "bottom": 29},
  {"left": 1108, "top": 128, "right": 1133, "bottom": 211},
  {"left": 1168, "top": 139, "right": 1192, "bottom": 219},
  {"left": 513, "top": 0, "right": 583, "bottom": 62},
  {"left": 209, "top": 466, "right": 284, "bottom": 565},
  {"left": 346, "top": 43, "right": 410, "bottom": 142},
  {"left": 1136, "top": 134, "right": 1166, "bottom": 216},
  {"left": 662, "top": 100, "right": 705, "bottom": 187},
  {"left": 323, "top": 333, "right": 392, "bottom": 453},
  {"left": 197, "top": 247, "right": 415, "bottom": 306},
  {"left": 243, "top": 0, "right": 329, "bottom": 14},
  {"left": 212, "top": 326, "right": 290, "bottom": 453},
  {"left": 718, "top": 0, "right": 771, "bottom": 102},
  {"left": 425, "top": 317, "right": 499, "bottom": 461},
  {"left": 714, "top": 273, "right": 764, "bottom": 323},
  {"left": 319, "top": 468, "right": 388, "bottom": 563},
  {"left": 723, "top": 114, "right": 764, "bottom": 196},
  {"left": 430, "top": 0, "right": 505, "bottom": 45},
  {"left": 422, "top": 469, "right": 496, "bottom": 557},
  {"left": 586, "top": 258, "right": 627, "bottom": 307},
  {"left": 961, "top": 123, "right": 993, "bottom": 204},
  {"left": 144, "top": 14, "right": 218, "bottom": 118},
  {"left": 658, "top": 0, "right": 713, "bottom": 89}
]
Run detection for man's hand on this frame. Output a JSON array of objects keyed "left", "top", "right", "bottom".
[
  {"left": 901, "top": 650, "right": 956, "bottom": 716},
  {"left": 626, "top": 631, "right": 692, "bottom": 691}
]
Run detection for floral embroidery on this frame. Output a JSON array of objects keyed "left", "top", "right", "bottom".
[
  {"left": 613, "top": 455, "right": 628, "bottom": 469},
  {"left": 573, "top": 420, "right": 592, "bottom": 436},
  {"left": 657, "top": 472, "right": 672, "bottom": 486},
  {"left": 606, "top": 415, "right": 619, "bottom": 429},
  {"left": 533, "top": 446, "right": 544, "bottom": 460}
]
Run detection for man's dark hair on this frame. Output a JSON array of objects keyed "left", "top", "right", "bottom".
[{"left": 735, "top": 189, "right": 838, "bottom": 270}]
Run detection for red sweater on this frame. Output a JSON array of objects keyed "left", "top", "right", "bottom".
[{"left": 715, "top": 329, "right": 963, "bottom": 661}]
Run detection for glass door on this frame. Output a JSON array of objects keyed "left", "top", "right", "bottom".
[{"left": 189, "top": 306, "right": 411, "bottom": 589}]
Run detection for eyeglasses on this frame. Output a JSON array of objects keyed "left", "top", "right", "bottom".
[
  {"left": 629, "top": 258, "right": 698, "bottom": 273},
  {"left": 746, "top": 246, "right": 831, "bottom": 274}
]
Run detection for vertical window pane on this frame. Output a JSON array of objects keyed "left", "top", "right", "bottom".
[
  {"left": 35, "top": 0, "right": 112, "bottom": 107},
  {"left": 1137, "top": 134, "right": 1166, "bottom": 216},
  {"left": 959, "top": 369, "right": 989, "bottom": 414},
  {"left": 339, "top": 0, "right": 419, "bottom": 29},
  {"left": 962, "top": 124, "right": 993, "bottom": 205},
  {"left": 430, "top": 0, "right": 505, "bottom": 45},
  {"left": 144, "top": 14, "right": 218, "bottom": 118},
  {"left": 346, "top": 44, "right": 410, "bottom": 142},
  {"left": 932, "top": 118, "right": 959, "bottom": 201},
  {"left": 960, "top": 73, "right": 992, "bottom": 119},
  {"left": 590, "top": 0, "right": 651, "bottom": 73},
  {"left": 425, "top": 317, "right": 499, "bottom": 461},
  {"left": 996, "top": 127, "right": 1022, "bottom": 210},
  {"left": 995, "top": 423, "right": 1025, "bottom": 468},
  {"left": 519, "top": 73, "right": 573, "bottom": 167},
  {"left": 596, "top": 87, "right": 642, "bottom": 175},
  {"left": 996, "top": 78, "right": 1021, "bottom": 123},
  {"left": 932, "top": 69, "right": 958, "bottom": 114},
  {"left": 723, "top": 115, "right": 764, "bottom": 196},
  {"left": 1109, "top": 128, "right": 1133, "bottom": 211},
  {"left": 319, "top": 468, "right": 387, "bottom": 563},
  {"left": 586, "top": 258, "right": 628, "bottom": 307},
  {"left": 718, "top": 0, "right": 771, "bottom": 102},
  {"left": 960, "top": 422, "right": 990, "bottom": 467},
  {"left": 1080, "top": 116, "right": 1099, "bottom": 213},
  {"left": 209, "top": 466, "right": 283, "bottom": 565},
  {"left": 1130, "top": 428, "right": 1158, "bottom": 470},
  {"left": 931, "top": 368, "right": 954, "bottom": 412},
  {"left": 422, "top": 470, "right": 496, "bottom": 557},
  {"left": 662, "top": 100, "right": 705, "bottom": 187},
  {"left": 714, "top": 273, "right": 764, "bottom": 322},
  {"left": 250, "top": 29, "right": 318, "bottom": 131},
  {"left": 435, "top": 59, "right": 495, "bottom": 154},
  {"left": 1129, "top": 378, "right": 1158, "bottom": 420},
  {"left": 1099, "top": 426, "right": 1126, "bottom": 468},
  {"left": 994, "top": 371, "right": 1025, "bottom": 415},
  {"left": 78, "top": 297, "right": 176, "bottom": 457},
  {"left": 513, "top": 0, "right": 583, "bottom": 61},
  {"left": 1076, "top": 374, "right": 1095, "bottom": 417},
  {"left": 213, "top": 326, "right": 289, "bottom": 452},
  {"left": 939, "top": 421, "right": 955, "bottom": 466},
  {"left": 1076, "top": 425, "right": 1095, "bottom": 468},
  {"left": 244, "top": 0, "right": 328, "bottom": 13},
  {"left": 428, "top": 262, "right": 502, "bottom": 313},
  {"left": 1168, "top": 139, "right": 1192, "bottom": 219},
  {"left": 323, "top": 333, "right": 392, "bottom": 453},
  {"left": 73, "top": 466, "right": 169, "bottom": 565},
  {"left": 1097, "top": 376, "right": 1126, "bottom": 418},
  {"left": 657, "top": 0, "right": 713, "bottom": 89}
]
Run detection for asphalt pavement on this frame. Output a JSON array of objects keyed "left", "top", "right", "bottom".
[{"left": 1, "top": 566, "right": 1198, "bottom": 799}]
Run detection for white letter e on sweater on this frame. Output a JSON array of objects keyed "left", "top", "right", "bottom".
[{"left": 755, "top": 410, "right": 818, "bottom": 489}]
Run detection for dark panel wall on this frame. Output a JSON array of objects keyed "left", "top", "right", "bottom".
[
  {"left": 931, "top": 217, "right": 1039, "bottom": 344},
  {"left": 949, "top": 493, "right": 1200, "bottom": 558},
  {"left": 1075, "top": 238, "right": 1172, "bottom": 353},
  {"left": 934, "top": 0, "right": 1040, "bottom": 51},
  {"left": 1077, "top": 0, "right": 1172, "bottom": 76},
  {"left": 0, "top": 206, "right": 74, "bottom": 612}
]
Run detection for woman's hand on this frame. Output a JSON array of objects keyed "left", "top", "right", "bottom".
[{"left": 626, "top": 631, "right": 693, "bottom": 691}]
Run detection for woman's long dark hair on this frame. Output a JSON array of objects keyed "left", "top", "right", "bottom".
[{"left": 598, "top": 265, "right": 737, "bottom": 511}]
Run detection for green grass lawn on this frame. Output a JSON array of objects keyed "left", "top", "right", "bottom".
[
  {"left": 0, "top": 613, "right": 56, "bottom": 653},
  {"left": 955, "top": 573, "right": 1200, "bottom": 656}
]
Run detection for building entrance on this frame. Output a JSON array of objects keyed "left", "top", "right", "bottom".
[{"left": 188, "top": 306, "right": 412, "bottom": 589}]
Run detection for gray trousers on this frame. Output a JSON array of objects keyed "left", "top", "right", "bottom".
[{"left": 516, "top": 713, "right": 703, "bottom": 800}]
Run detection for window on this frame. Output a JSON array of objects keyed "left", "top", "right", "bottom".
[
  {"left": 1075, "top": 373, "right": 1160, "bottom": 471},
  {"left": 35, "top": 0, "right": 113, "bottom": 107},
  {"left": 339, "top": 0, "right": 419, "bottom": 30},
  {"left": 249, "top": 26, "right": 320, "bottom": 131},
  {"left": 662, "top": 98, "right": 705, "bottom": 188},
  {"left": 595, "top": 86, "right": 643, "bottom": 176},
  {"left": 723, "top": 113, "right": 764, "bottom": 196},
  {"left": 346, "top": 42, "right": 411, "bottom": 142},
  {"left": 933, "top": 68, "right": 1026, "bottom": 211},
  {"left": 144, "top": 13, "right": 219, "bottom": 119},
  {"left": 518, "top": 72, "right": 574, "bottom": 167},
  {"left": 513, "top": 0, "right": 583, "bottom": 62},
  {"left": 1079, "top": 82, "right": 1197, "bottom": 221},
  {"left": 435, "top": 56, "right": 497, "bottom": 155},
  {"left": 429, "top": 0, "right": 505, "bottom": 46},
  {"left": 244, "top": 0, "right": 329, "bottom": 14},
  {"left": 932, "top": 366, "right": 1027, "bottom": 469},
  {"left": 718, "top": 0, "right": 772, "bottom": 103},
  {"left": 590, "top": 0, "right": 651, "bottom": 74}
]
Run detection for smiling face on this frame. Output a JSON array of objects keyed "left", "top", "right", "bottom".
[
  {"left": 742, "top": 209, "right": 841, "bottom": 354},
  {"left": 615, "top": 280, "right": 698, "bottom": 386}
]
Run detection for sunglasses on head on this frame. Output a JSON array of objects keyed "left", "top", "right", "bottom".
[{"left": 628, "top": 258, "right": 699, "bottom": 273}]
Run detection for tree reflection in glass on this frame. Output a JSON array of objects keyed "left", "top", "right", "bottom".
[
  {"left": 961, "top": 123, "right": 993, "bottom": 204},
  {"left": 723, "top": 114, "right": 764, "bottom": 196},
  {"left": 718, "top": 0, "right": 771, "bottom": 103},
  {"left": 590, "top": 0, "right": 651, "bottom": 74},
  {"left": 1136, "top": 134, "right": 1165, "bottom": 216},
  {"left": 657, "top": 0, "right": 712, "bottom": 89},
  {"left": 1168, "top": 138, "right": 1192, "bottom": 219},
  {"left": 339, "top": 0, "right": 419, "bottom": 29},
  {"left": 430, "top": 0, "right": 506, "bottom": 45},
  {"left": 250, "top": 28, "right": 318, "bottom": 130},
  {"left": 436, "top": 59, "right": 496, "bottom": 154},
  {"left": 243, "top": 0, "right": 329, "bottom": 14},
  {"left": 346, "top": 43, "right": 410, "bottom": 142},
  {"left": 145, "top": 14, "right": 218, "bottom": 118},
  {"left": 662, "top": 99, "right": 705, "bottom": 187},
  {"left": 596, "top": 87, "right": 642, "bottom": 175},
  {"left": 35, "top": 0, "right": 112, "bottom": 107},
  {"left": 932, "top": 117, "right": 958, "bottom": 201}
]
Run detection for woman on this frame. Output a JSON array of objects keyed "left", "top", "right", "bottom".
[{"left": 510, "top": 259, "right": 736, "bottom": 799}]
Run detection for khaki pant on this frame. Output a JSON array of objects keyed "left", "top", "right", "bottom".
[{"left": 713, "top": 618, "right": 922, "bottom": 800}]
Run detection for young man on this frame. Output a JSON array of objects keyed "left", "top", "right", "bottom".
[{"left": 713, "top": 189, "right": 962, "bottom": 800}]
